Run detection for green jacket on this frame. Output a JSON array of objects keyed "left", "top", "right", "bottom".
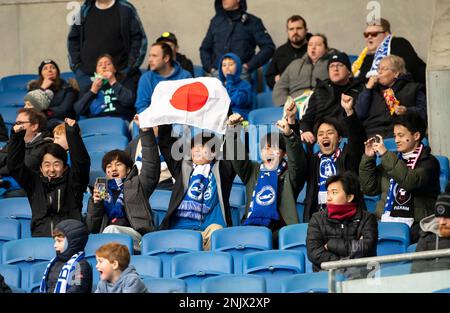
[
  {"left": 359, "top": 147, "right": 440, "bottom": 223},
  {"left": 231, "top": 130, "right": 307, "bottom": 228}
]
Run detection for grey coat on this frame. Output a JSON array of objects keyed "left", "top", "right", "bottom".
[{"left": 95, "top": 265, "right": 147, "bottom": 293}]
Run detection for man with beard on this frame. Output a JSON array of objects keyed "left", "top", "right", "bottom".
[{"left": 265, "top": 15, "right": 312, "bottom": 89}]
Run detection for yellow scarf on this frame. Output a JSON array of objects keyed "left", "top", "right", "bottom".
[{"left": 352, "top": 47, "right": 368, "bottom": 77}]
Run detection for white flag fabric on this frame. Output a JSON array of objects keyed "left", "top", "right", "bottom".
[{"left": 139, "top": 77, "right": 231, "bottom": 134}]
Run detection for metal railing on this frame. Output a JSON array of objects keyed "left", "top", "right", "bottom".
[{"left": 321, "top": 248, "right": 450, "bottom": 293}]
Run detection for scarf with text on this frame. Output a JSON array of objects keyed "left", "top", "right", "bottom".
[
  {"left": 40, "top": 252, "right": 85, "bottom": 293},
  {"left": 317, "top": 149, "right": 341, "bottom": 205}
]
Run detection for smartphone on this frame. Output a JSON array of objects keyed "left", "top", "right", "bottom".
[
  {"left": 374, "top": 136, "right": 381, "bottom": 143},
  {"left": 95, "top": 177, "right": 107, "bottom": 199}
]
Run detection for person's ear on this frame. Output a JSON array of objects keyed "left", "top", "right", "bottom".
[
  {"left": 347, "top": 194, "right": 355, "bottom": 203},
  {"left": 413, "top": 132, "right": 421, "bottom": 142},
  {"left": 30, "top": 123, "right": 39, "bottom": 133},
  {"left": 112, "top": 260, "right": 119, "bottom": 271}
]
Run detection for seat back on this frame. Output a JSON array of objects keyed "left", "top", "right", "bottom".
[
  {"left": 84, "top": 234, "right": 134, "bottom": 262},
  {"left": 1, "top": 74, "right": 37, "bottom": 91},
  {"left": 83, "top": 135, "right": 129, "bottom": 154},
  {"left": 0, "top": 264, "right": 21, "bottom": 289},
  {"left": 377, "top": 222, "right": 410, "bottom": 256},
  {"left": 201, "top": 274, "right": 266, "bottom": 293},
  {"left": 143, "top": 277, "right": 187, "bottom": 293},
  {"left": 130, "top": 255, "right": 163, "bottom": 278},
  {"left": 281, "top": 271, "right": 329, "bottom": 293},
  {"left": 247, "top": 107, "right": 284, "bottom": 126},
  {"left": 278, "top": 223, "right": 312, "bottom": 273},
  {"left": 28, "top": 261, "right": 49, "bottom": 293},
  {"left": 78, "top": 117, "right": 130, "bottom": 138}
]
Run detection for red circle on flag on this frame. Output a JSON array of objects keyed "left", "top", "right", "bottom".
[{"left": 169, "top": 82, "right": 209, "bottom": 112}]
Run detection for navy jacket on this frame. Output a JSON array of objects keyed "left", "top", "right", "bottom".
[{"left": 200, "top": 0, "right": 275, "bottom": 73}]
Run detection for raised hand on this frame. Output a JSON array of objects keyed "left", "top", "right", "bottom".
[
  {"left": 366, "top": 75, "right": 379, "bottom": 89},
  {"left": 301, "top": 131, "right": 316, "bottom": 144},
  {"left": 341, "top": 94, "right": 354, "bottom": 116},
  {"left": 276, "top": 119, "right": 293, "bottom": 136},
  {"left": 90, "top": 78, "right": 103, "bottom": 94},
  {"left": 227, "top": 113, "right": 244, "bottom": 126},
  {"left": 372, "top": 135, "right": 387, "bottom": 156},
  {"left": 64, "top": 118, "right": 76, "bottom": 127},
  {"left": 41, "top": 78, "right": 54, "bottom": 90},
  {"left": 394, "top": 105, "right": 407, "bottom": 116},
  {"left": 284, "top": 101, "right": 298, "bottom": 123}
]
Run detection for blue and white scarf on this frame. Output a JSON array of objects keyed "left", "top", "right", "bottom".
[
  {"left": 40, "top": 252, "right": 85, "bottom": 293},
  {"left": 366, "top": 34, "right": 393, "bottom": 78},
  {"left": 244, "top": 160, "right": 288, "bottom": 227},
  {"left": 176, "top": 163, "right": 216, "bottom": 221},
  {"left": 104, "top": 178, "right": 125, "bottom": 221},
  {"left": 317, "top": 149, "right": 341, "bottom": 205},
  {"left": 382, "top": 145, "right": 423, "bottom": 227}
]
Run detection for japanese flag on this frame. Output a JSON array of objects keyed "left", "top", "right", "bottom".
[{"left": 139, "top": 77, "right": 231, "bottom": 134}]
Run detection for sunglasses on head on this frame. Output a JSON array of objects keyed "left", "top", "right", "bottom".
[{"left": 363, "top": 31, "right": 385, "bottom": 38}]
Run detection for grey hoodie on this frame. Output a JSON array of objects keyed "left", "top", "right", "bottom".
[{"left": 95, "top": 265, "right": 147, "bottom": 293}]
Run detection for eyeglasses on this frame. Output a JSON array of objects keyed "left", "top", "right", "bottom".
[
  {"left": 329, "top": 63, "right": 345, "bottom": 70},
  {"left": 363, "top": 31, "right": 385, "bottom": 38},
  {"left": 15, "top": 121, "right": 31, "bottom": 126},
  {"left": 378, "top": 67, "right": 393, "bottom": 73}
]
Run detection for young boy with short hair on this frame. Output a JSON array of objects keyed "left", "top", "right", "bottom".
[{"left": 95, "top": 242, "right": 147, "bottom": 293}]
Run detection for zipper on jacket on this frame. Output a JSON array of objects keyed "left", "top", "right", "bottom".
[{"left": 57, "top": 189, "right": 61, "bottom": 213}]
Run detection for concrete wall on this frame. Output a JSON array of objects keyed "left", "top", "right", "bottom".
[{"left": 0, "top": 0, "right": 434, "bottom": 77}]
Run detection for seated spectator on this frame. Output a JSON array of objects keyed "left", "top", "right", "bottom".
[
  {"left": 156, "top": 32, "right": 194, "bottom": 77},
  {"left": 86, "top": 128, "right": 160, "bottom": 252},
  {"left": 157, "top": 125, "right": 235, "bottom": 250},
  {"left": 300, "top": 52, "right": 363, "bottom": 143},
  {"left": 412, "top": 192, "right": 450, "bottom": 272},
  {"left": 355, "top": 55, "right": 426, "bottom": 138},
  {"left": 306, "top": 172, "right": 378, "bottom": 272},
  {"left": 95, "top": 242, "right": 147, "bottom": 293},
  {"left": 227, "top": 112, "right": 307, "bottom": 239},
  {"left": 359, "top": 112, "right": 440, "bottom": 243},
  {"left": 74, "top": 54, "right": 135, "bottom": 121},
  {"left": 7, "top": 118, "right": 90, "bottom": 237},
  {"left": 297, "top": 95, "right": 366, "bottom": 222},
  {"left": 40, "top": 219, "right": 92, "bottom": 293},
  {"left": 352, "top": 18, "right": 426, "bottom": 86},
  {"left": 135, "top": 42, "right": 192, "bottom": 114},
  {"left": 272, "top": 34, "right": 331, "bottom": 107},
  {"left": 218, "top": 53, "right": 252, "bottom": 113},
  {"left": 28, "top": 59, "right": 78, "bottom": 130},
  {"left": 265, "top": 15, "right": 312, "bottom": 89}
]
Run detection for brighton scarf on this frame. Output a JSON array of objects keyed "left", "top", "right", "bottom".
[
  {"left": 382, "top": 144, "right": 423, "bottom": 227},
  {"left": 176, "top": 163, "right": 216, "bottom": 221},
  {"left": 327, "top": 203, "right": 358, "bottom": 221},
  {"left": 104, "top": 178, "right": 125, "bottom": 221},
  {"left": 317, "top": 149, "right": 341, "bottom": 205},
  {"left": 244, "top": 160, "right": 288, "bottom": 227},
  {"left": 366, "top": 34, "right": 393, "bottom": 78},
  {"left": 40, "top": 252, "right": 85, "bottom": 293}
]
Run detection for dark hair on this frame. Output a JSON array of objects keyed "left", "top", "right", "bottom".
[
  {"left": 17, "top": 108, "right": 47, "bottom": 132},
  {"left": 40, "top": 143, "right": 68, "bottom": 167},
  {"left": 151, "top": 42, "right": 174, "bottom": 64},
  {"left": 37, "top": 61, "right": 62, "bottom": 92},
  {"left": 52, "top": 228, "right": 65, "bottom": 238},
  {"left": 311, "top": 33, "right": 328, "bottom": 50},
  {"left": 95, "top": 54, "right": 125, "bottom": 81},
  {"left": 260, "top": 132, "right": 286, "bottom": 152},
  {"left": 393, "top": 112, "right": 427, "bottom": 141},
  {"left": 326, "top": 172, "right": 363, "bottom": 204},
  {"left": 313, "top": 117, "right": 344, "bottom": 138},
  {"left": 102, "top": 149, "right": 134, "bottom": 172},
  {"left": 286, "top": 15, "right": 307, "bottom": 30},
  {"left": 191, "top": 132, "right": 220, "bottom": 154},
  {"left": 367, "top": 17, "right": 391, "bottom": 33}
]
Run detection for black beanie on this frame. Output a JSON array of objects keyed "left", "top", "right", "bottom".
[
  {"left": 328, "top": 52, "right": 352, "bottom": 73},
  {"left": 435, "top": 193, "right": 450, "bottom": 218},
  {"left": 38, "top": 59, "right": 60, "bottom": 76}
]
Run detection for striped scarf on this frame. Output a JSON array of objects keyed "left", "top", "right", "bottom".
[
  {"left": 40, "top": 252, "right": 85, "bottom": 293},
  {"left": 104, "top": 178, "right": 125, "bottom": 221},
  {"left": 366, "top": 34, "right": 393, "bottom": 78}
]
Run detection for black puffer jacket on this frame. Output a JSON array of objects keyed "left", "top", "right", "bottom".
[
  {"left": 306, "top": 207, "right": 378, "bottom": 272},
  {"left": 7, "top": 123, "right": 90, "bottom": 237},
  {"left": 45, "top": 219, "right": 92, "bottom": 293}
]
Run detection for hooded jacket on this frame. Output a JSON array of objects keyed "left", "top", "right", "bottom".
[
  {"left": 67, "top": 0, "right": 147, "bottom": 74},
  {"left": 44, "top": 219, "right": 92, "bottom": 293},
  {"left": 355, "top": 74, "right": 426, "bottom": 138},
  {"left": 95, "top": 265, "right": 147, "bottom": 293},
  {"left": 134, "top": 62, "right": 192, "bottom": 114},
  {"left": 411, "top": 215, "right": 450, "bottom": 272},
  {"left": 200, "top": 0, "right": 275, "bottom": 73},
  {"left": 218, "top": 53, "right": 252, "bottom": 109},
  {"left": 86, "top": 130, "right": 160, "bottom": 235},
  {"left": 7, "top": 123, "right": 90, "bottom": 237}
]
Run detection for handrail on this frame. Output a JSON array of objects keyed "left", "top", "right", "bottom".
[{"left": 321, "top": 248, "right": 450, "bottom": 271}]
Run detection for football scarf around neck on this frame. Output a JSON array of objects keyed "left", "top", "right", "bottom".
[
  {"left": 40, "top": 251, "right": 85, "bottom": 293},
  {"left": 382, "top": 144, "right": 423, "bottom": 227},
  {"left": 244, "top": 160, "right": 288, "bottom": 227},
  {"left": 317, "top": 149, "right": 341, "bottom": 205},
  {"left": 176, "top": 163, "right": 216, "bottom": 221},
  {"left": 104, "top": 178, "right": 125, "bottom": 221},
  {"left": 352, "top": 47, "right": 368, "bottom": 78},
  {"left": 366, "top": 34, "right": 393, "bottom": 78}
]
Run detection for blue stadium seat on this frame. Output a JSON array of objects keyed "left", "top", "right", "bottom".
[
  {"left": 377, "top": 262, "right": 412, "bottom": 277},
  {"left": 85, "top": 234, "right": 134, "bottom": 261},
  {"left": 377, "top": 222, "right": 410, "bottom": 256},
  {"left": 278, "top": 223, "right": 312, "bottom": 273},
  {"left": 130, "top": 255, "right": 163, "bottom": 279},
  {"left": 0, "top": 197, "right": 32, "bottom": 239},
  {"left": 78, "top": 117, "right": 130, "bottom": 139},
  {"left": 141, "top": 230, "right": 203, "bottom": 278},
  {"left": 1, "top": 238, "right": 54, "bottom": 290},
  {"left": 247, "top": 107, "right": 283, "bottom": 125},
  {"left": 0, "top": 106, "right": 19, "bottom": 125},
  {"left": 83, "top": 134, "right": 129, "bottom": 154},
  {"left": 407, "top": 243, "right": 417, "bottom": 253},
  {"left": 143, "top": 277, "right": 187, "bottom": 293},
  {"left": 172, "top": 251, "right": 233, "bottom": 293},
  {"left": 193, "top": 65, "right": 204, "bottom": 78},
  {"left": 436, "top": 155, "right": 449, "bottom": 192},
  {"left": 28, "top": 261, "right": 48, "bottom": 293},
  {"left": 0, "top": 90, "right": 27, "bottom": 107},
  {"left": 243, "top": 250, "right": 305, "bottom": 292},
  {"left": 296, "top": 185, "right": 307, "bottom": 223},
  {"left": 82, "top": 192, "right": 90, "bottom": 217},
  {"left": 348, "top": 55, "right": 358, "bottom": 65},
  {"left": 149, "top": 189, "right": 172, "bottom": 227},
  {"left": 1, "top": 74, "right": 37, "bottom": 91},
  {"left": 60, "top": 72, "right": 75, "bottom": 81},
  {"left": 88, "top": 151, "right": 105, "bottom": 186},
  {"left": 201, "top": 274, "right": 266, "bottom": 293},
  {"left": 256, "top": 91, "right": 274, "bottom": 108},
  {"left": 229, "top": 185, "right": 246, "bottom": 226},
  {"left": 364, "top": 195, "right": 380, "bottom": 214},
  {"left": 383, "top": 138, "right": 397, "bottom": 151},
  {"left": 0, "top": 218, "right": 21, "bottom": 262},
  {"left": 0, "top": 264, "right": 21, "bottom": 289},
  {"left": 433, "top": 287, "right": 450, "bottom": 293},
  {"left": 211, "top": 226, "right": 272, "bottom": 274},
  {"left": 281, "top": 271, "right": 329, "bottom": 293}
]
